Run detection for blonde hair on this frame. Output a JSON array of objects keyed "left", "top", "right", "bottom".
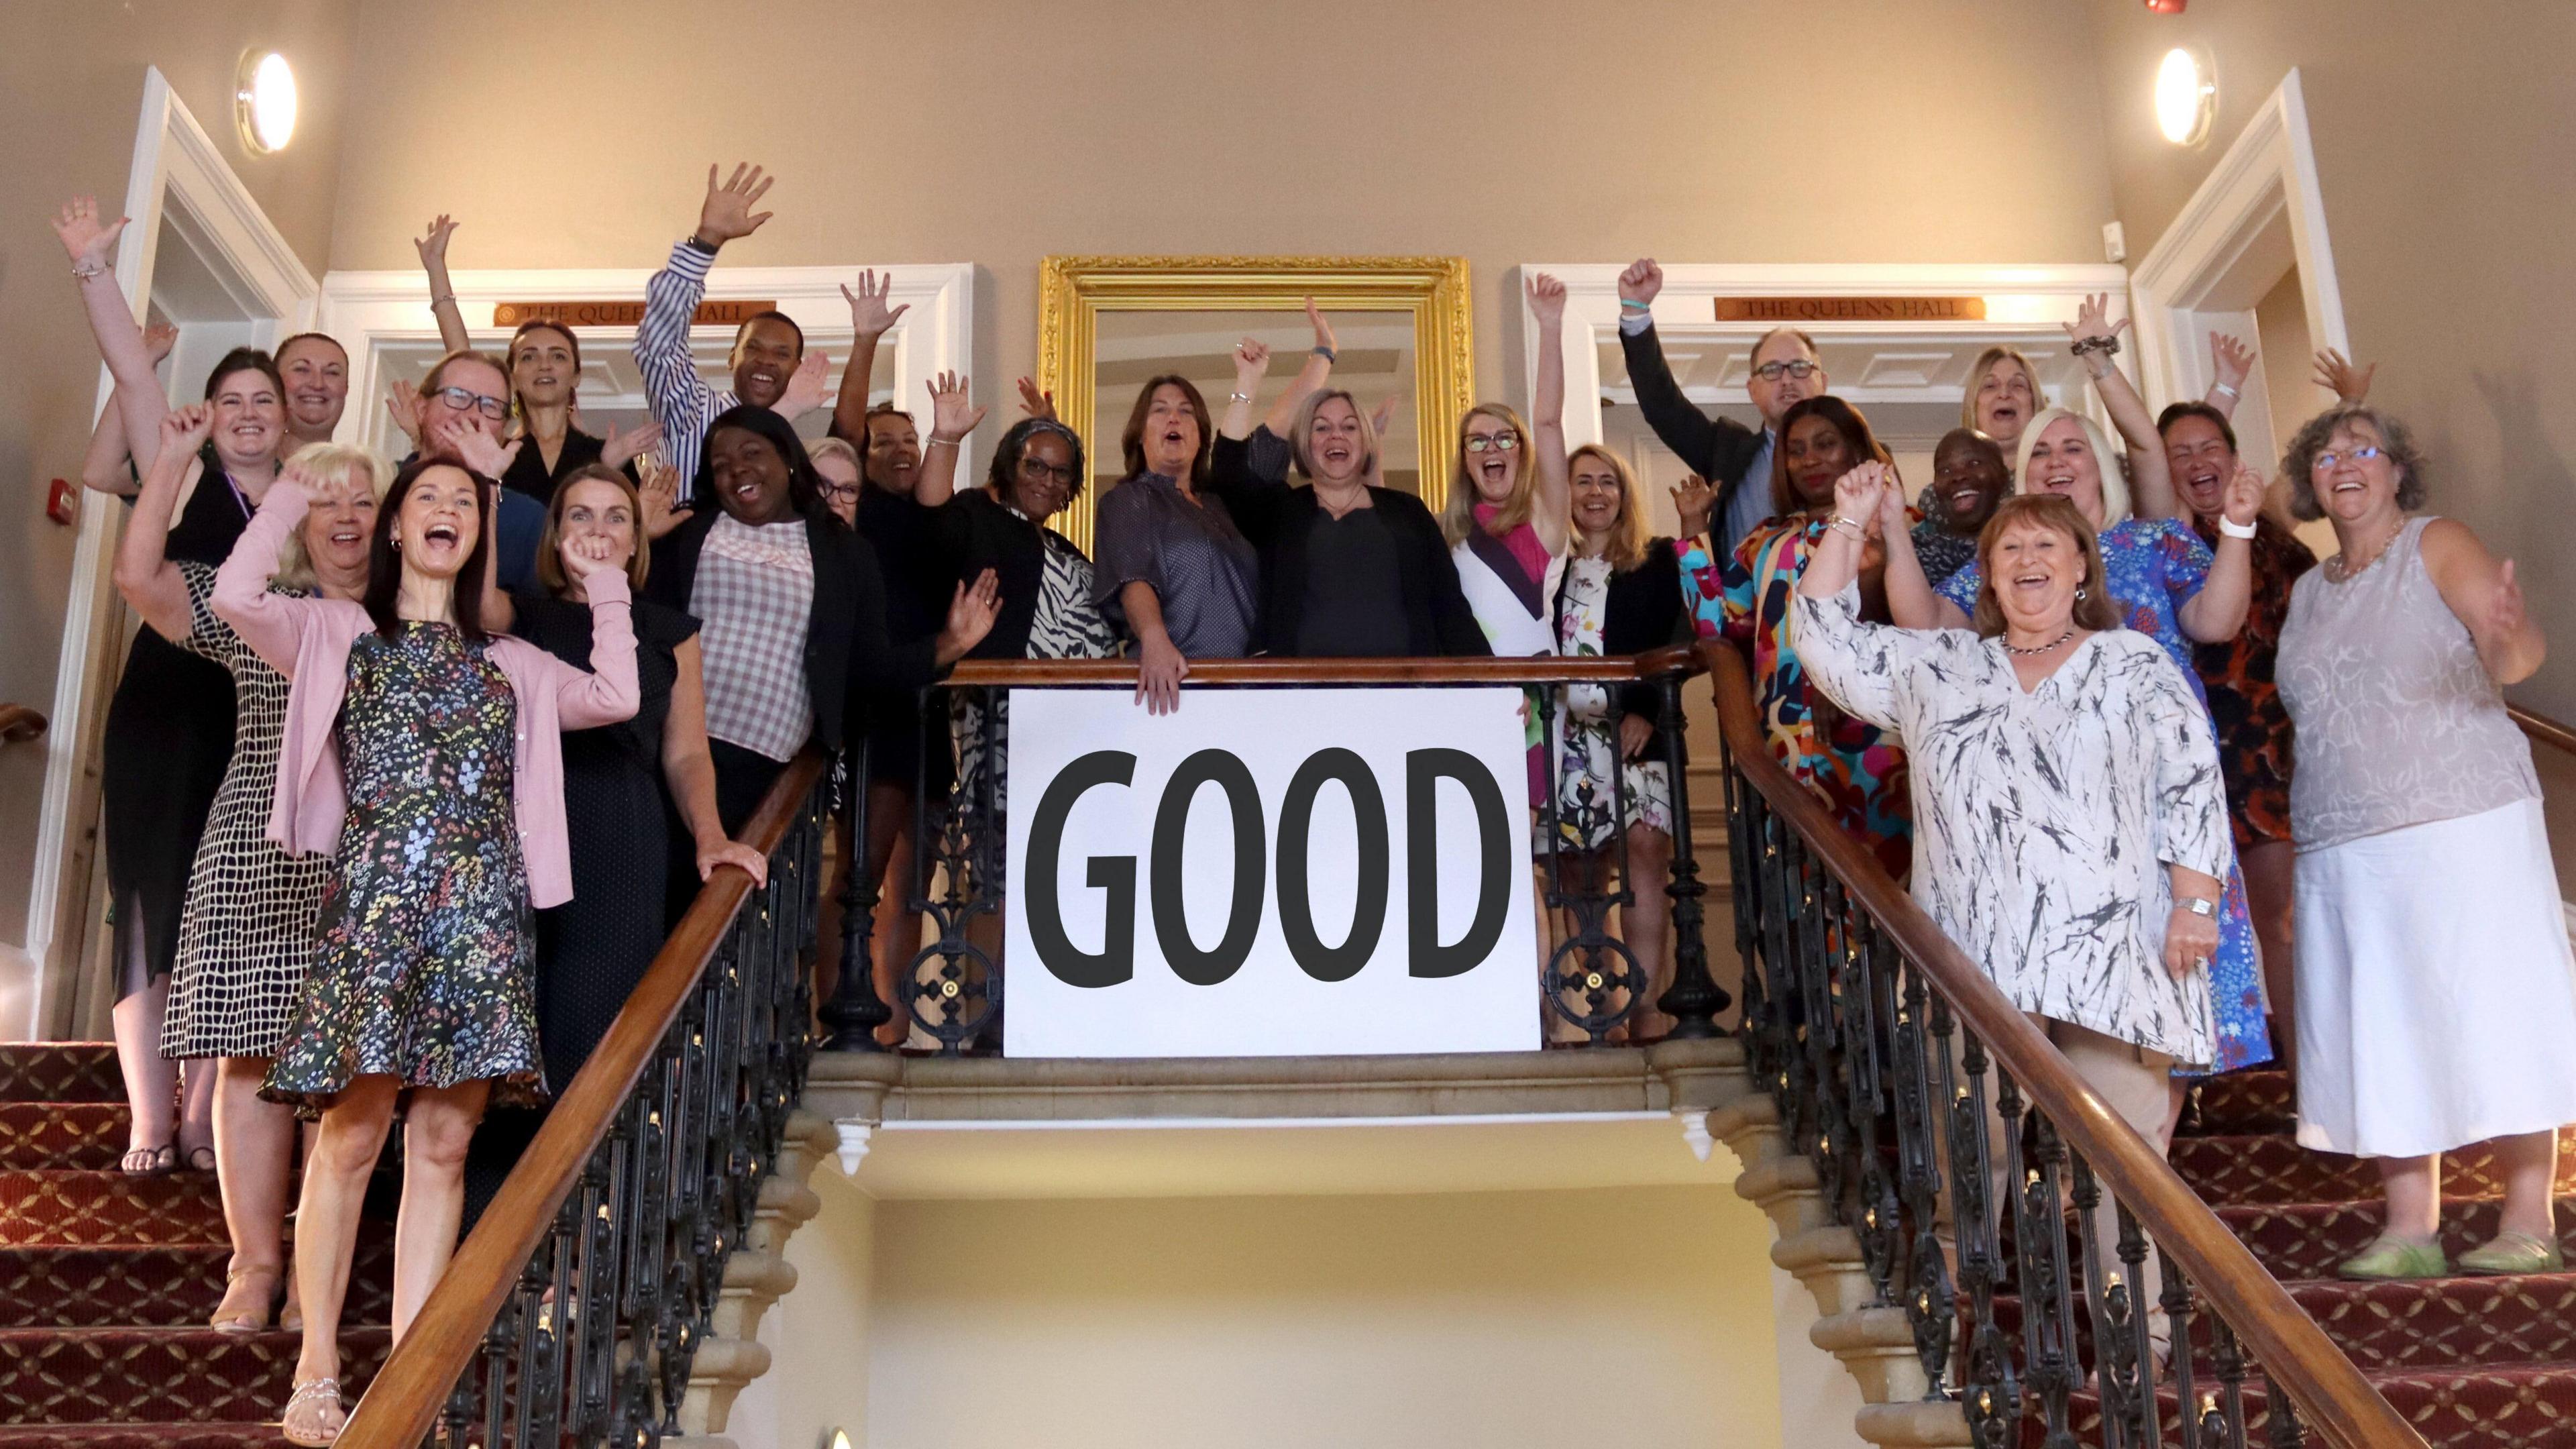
[
  {"left": 807, "top": 435, "right": 861, "bottom": 474},
  {"left": 1969, "top": 495, "right": 2123, "bottom": 639},
  {"left": 1566, "top": 444, "right": 1650, "bottom": 572},
  {"left": 1288, "top": 388, "right": 1379, "bottom": 481},
  {"left": 1440, "top": 402, "right": 1537, "bottom": 548},
  {"left": 536, "top": 464, "right": 652, "bottom": 593},
  {"left": 1964, "top": 346, "right": 2047, "bottom": 435},
  {"left": 2013, "top": 407, "right": 2130, "bottom": 525},
  {"left": 276, "top": 442, "right": 390, "bottom": 593}
]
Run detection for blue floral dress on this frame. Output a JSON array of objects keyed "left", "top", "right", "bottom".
[
  {"left": 264, "top": 623, "right": 545, "bottom": 1108},
  {"left": 1940, "top": 517, "right": 2272, "bottom": 1073}
]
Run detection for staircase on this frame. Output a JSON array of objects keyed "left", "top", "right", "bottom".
[{"left": 0, "top": 1042, "right": 392, "bottom": 1448}]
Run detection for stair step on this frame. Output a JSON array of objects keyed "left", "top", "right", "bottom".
[
  {"left": 0, "top": 1426, "right": 305, "bottom": 1449},
  {"left": 2216, "top": 1199, "right": 2576, "bottom": 1283},
  {"left": 0, "top": 1327, "right": 388, "bottom": 1425},
  {"left": 0, "top": 1240, "right": 394, "bottom": 1328},
  {"left": 0, "top": 1106, "right": 132, "bottom": 1173},
  {"left": 0, "top": 1172, "right": 228, "bottom": 1247},
  {"left": 2057, "top": 1358, "right": 2576, "bottom": 1448},
  {"left": 0, "top": 1049, "right": 122, "bottom": 1107},
  {"left": 2170, "top": 1130, "right": 2576, "bottom": 1205},
  {"left": 2180, "top": 1069, "right": 2295, "bottom": 1136}
]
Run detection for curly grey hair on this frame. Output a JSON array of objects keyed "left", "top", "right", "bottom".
[{"left": 2281, "top": 403, "right": 2428, "bottom": 521}]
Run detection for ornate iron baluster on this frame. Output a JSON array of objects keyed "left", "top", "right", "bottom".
[
  {"left": 1888, "top": 957, "right": 1955, "bottom": 1393},
  {"left": 1720, "top": 762, "right": 1770, "bottom": 1081},
  {"left": 2079, "top": 1187, "right": 2157, "bottom": 1449},
  {"left": 904, "top": 684, "right": 1001, "bottom": 1053},
  {"left": 1655, "top": 671, "right": 1723, "bottom": 1035},
  {"left": 2261, "top": 1366, "right": 2305, "bottom": 1448},
  {"left": 816, "top": 748, "right": 890, "bottom": 1049},
  {"left": 2163, "top": 1248, "right": 2203, "bottom": 1449},
  {"left": 2008, "top": 1090, "right": 2080, "bottom": 1449},
  {"left": 1840, "top": 914, "right": 1902, "bottom": 1306},
  {"left": 1939, "top": 1013, "right": 2018, "bottom": 1449},
  {"left": 2207, "top": 1314, "right": 2251, "bottom": 1449},
  {"left": 1537, "top": 683, "right": 1646, "bottom": 1042}
]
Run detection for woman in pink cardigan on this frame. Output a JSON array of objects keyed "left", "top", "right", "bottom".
[{"left": 213, "top": 457, "right": 638, "bottom": 1446}]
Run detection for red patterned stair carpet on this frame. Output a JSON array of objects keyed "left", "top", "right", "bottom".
[
  {"left": 0, "top": 1044, "right": 392, "bottom": 1449},
  {"left": 2007, "top": 1069, "right": 2576, "bottom": 1446}
]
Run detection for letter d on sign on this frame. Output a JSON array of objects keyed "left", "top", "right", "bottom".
[
  {"left": 1026, "top": 750, "right": 1137, "bottom": 987},
  {"left": 1405, "top": 747, "right": 1511, "bottom": 978}
]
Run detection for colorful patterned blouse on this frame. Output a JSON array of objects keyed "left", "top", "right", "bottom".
[
  {"left": 2188, "top": 513, "right": 2316, "bottom": 849},
  {"left": 1684, "top": 517, "right": 1912, "bottom": 881}
]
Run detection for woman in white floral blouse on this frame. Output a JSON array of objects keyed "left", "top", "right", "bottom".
[{"left": 1791, "top": 466, "right": 2234, "bottom": 1351}]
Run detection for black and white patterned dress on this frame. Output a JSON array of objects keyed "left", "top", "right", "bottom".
[
  {"left": 954, "top": 529, "right": 1120, "bottom": 816},
  {"left": 160, "top": 564, "right": 331, "bottom": 1060}
]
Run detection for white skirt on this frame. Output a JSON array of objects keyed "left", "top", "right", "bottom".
[{"left": 2294, "top": 796, "right": 2576, "bottom": 1158}]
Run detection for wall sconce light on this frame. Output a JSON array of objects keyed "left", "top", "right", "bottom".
[
  {"left": 2154, "top": 46, "right": 2215, "bottom": 146},
  {"left": 235, "top": 50, "right": 298, "bottom": 154}
]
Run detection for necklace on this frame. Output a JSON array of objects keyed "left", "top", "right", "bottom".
[
  {"left": 2002, "top": 628, "right": 2075, "bottom": 656},
  {"left": 2330, "top": 517, "right": 2406, "bottom": 582}
]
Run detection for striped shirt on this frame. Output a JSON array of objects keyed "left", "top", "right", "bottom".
[{"left": 633, "top": 239, "right": 738, "bottom": 503}]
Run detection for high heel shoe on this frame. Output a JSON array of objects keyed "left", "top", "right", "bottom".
[
  {"left": 280, "top": 1377, "right": 344, "bottom": 1447},
  {"left": 209, "top": 1265, "right": 281, "bottom": 1333}
]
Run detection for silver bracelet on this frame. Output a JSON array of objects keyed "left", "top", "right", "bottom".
[
  {"left": 2178, "top": 896, "right": 2218, "bottom": 918},
  {"left": 70, "top": 259, "right": 108, "bottom": 281},
  {"left": 1227, "top": 391, "right": 1252, "bottom": 405},
  {"left": 2212, "top": 381, "right": 2241, "bottom": 398}
]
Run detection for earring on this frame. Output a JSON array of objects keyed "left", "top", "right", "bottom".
[{"left": 2075, "top": 587, "right": 2086, "bottom": 600}]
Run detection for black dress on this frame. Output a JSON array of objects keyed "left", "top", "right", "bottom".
[
  {"left": 101, "top": 453, "right": 246, "bottom": 1000},
  {"left": 498, "top": 425, "right": 637, "bottom": 504},
  {"left": 460, "top": 589, "right": 695, "bottom": 1230}
]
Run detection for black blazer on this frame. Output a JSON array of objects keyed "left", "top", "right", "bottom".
[
  {"left": 930, "top": 488, "right": 1053, "bottom": 661},
  {"left": 1553, "top": 539, "right": 1689, "bottom": 727},
  {"left": 1205, "top": 434, "right": 1490, "bottom": 658},
  {"left": 647, "top": 508, "right": 940, "bottom": 754},
  {"left": 1622, "top": 322, "right": 1769, "bottom": 517}
]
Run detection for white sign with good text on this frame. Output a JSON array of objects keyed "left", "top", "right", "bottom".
[{"left": 1004, "top": 687, "right": 1540, "bottom": 1059}]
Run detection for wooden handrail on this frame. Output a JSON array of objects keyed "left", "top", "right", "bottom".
[
  {"left": 948, "top": 643, "right": 1702, "bottom": 689},
  {"left": 2511, "top": 703, "right": 2576, "bottom": 758},
  {"left": 1700, "top": 643, "right": 2422, "bottom": 1448},
  {"left": 0, "top": 704, "right": 45, "bottom": 744},
  {"left": 337, "top": 749, "right": 830, "bottom": 1449}
]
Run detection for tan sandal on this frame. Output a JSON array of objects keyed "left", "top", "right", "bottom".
[
  {"left": 209, "top": 1264, "right": 280, "bottom": 1333},
  {"left": 281, "top": 1377, "right": 344, "bottom": 1447}
]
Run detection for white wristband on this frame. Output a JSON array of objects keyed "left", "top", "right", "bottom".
[
  {"left": 2212, "top": 382, "right": 2241, "bottom": 399},
  {"left": 2218, "top": 517, "right": 2257, "bottom": 540}
]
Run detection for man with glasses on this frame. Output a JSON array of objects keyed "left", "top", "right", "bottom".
[
  {"left": 409, "top": 349, "right": 548, "bottom": 589},
  {"left": 1615, "top": 258, "right": 1828, "bottom": 553}
]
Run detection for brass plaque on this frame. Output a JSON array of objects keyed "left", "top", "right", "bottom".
[
  {"left": 1715, "top": 295, "right": 1988, "bottom": 323},
  {"left": 490, "top": 299, "right": 781, "bottom": 329}
]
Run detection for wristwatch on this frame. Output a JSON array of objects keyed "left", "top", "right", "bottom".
[{"left": 2178, "top": 896, "right": 2218, "bottom": 918}]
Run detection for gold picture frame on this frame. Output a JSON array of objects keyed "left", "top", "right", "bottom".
[{"left": 1036, "top": 254, "right": 1475, "bottom": 555}]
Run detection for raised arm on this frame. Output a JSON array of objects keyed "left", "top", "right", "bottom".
[
  {"left": 1786, "top": 464, "right": 1913, "bottom": 730},
  {"left": 831, "top": 270, "right": 909, "bottom": 441},
  {"left": 53, "top": 197, "right": 172, "bottom": 468},
  {"left": 1258, "top": 298, "right": 1337, "bottom": 437},
  {"left": 1220, "top": 339, "right": 1271, "bottom": 441},
  {"left": 80, "top": 323, "right": 178, "bottom": 496},
  {"left": 1526, "top": 272, "right": 1572, "bottom": 556},
  {"left": 415, "top": 215, "right": 471, "bottom": 354},
  {"left": 636, "top": 165, "right": 772, "bottom": 443},
  {"left": 1614, "top": 258, "right": 1761, "bottom": 491},
  {"left": 661, "top": 636, "right": 767, "bottom": 883},
  {"left": 543, "top": 549, "right": 641, "bottom": 729},
  {"left": 2066, "top": 292, "right": 2178, "bottom": 520},
  {"left": 211, "top": 476, "right": 323, "bottom": 674},
  {"left": 2422, "top": 518, "right": 2547, "bottom": 686},
  {"left": 915, "top": 370, "right": 986, "bottom": 508},
  {"left": 1870, "top": 472, "right": 1951, "bottom": 631},
  {"left": 114, "top": 405, "right": 215, "bottom": 642},
  {"left": 2204, "top": 331, "right": 2254, "bottom": 421},
  {"left": 2312, "top": 349, "right": 2375, "bottom": 405},
  {"left": 2176, "top": 468, "right": 2261, "bottom": 643}
]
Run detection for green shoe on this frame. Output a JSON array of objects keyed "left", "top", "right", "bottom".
[
  {"left": 2458, "top": 1231, "right": 2565, "bottom": 1276},
  {"left": 2338, "top": 1234, "right": 2449, "bottom": 1281}
]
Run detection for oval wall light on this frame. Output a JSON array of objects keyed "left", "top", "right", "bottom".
[
  {"left": 2154, "top": 46, "right": 2214, "bottom": 147},
  {"left": 235, "top": 50, "right": 298, "bottom": 154}
]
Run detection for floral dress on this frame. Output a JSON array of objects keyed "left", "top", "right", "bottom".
[
  {"left": 1553, "top": 556, "right": 1672, "bottom": 851},
  {"left": 2188, "top": 514, "right": 2316, "bottom": 850},
  {"left": 264, "top": 623, "right": 545, "bottom": 1108},
  {"left": 1684, "top": 517, "right": 1911, "bottom": 881},
  {"left": 1939, "top": 517, "right": 2271, "bottom": 1073}
]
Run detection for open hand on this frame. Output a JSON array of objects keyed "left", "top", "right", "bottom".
[
  {"left": 777, "top": 349, "right": 832, "bottom": 417},
  {"left": 144, "top": 322, "right": 180, "bottom": 364},
  {"left": 636, "top": 451, "right": 692, "bottom": 538},
  {"left": 431, "top": 414, "right": 520, "bottom": 478},
  {"left": 415, "top": 214, "right": 459, "bottom": 271},
  {"left": 1616, "top": 258, "right": 1663, "bottom": 309},
  {"left": 936, "top": 570, "right": 1002, "bottom": 663},
  {"left": 928, "top": 370, "right": 986, "bottom": 442},
  {"left": 2221, "top": 464, "right": 2265, "bottom": 528},
  {"left": 2208, "top": 331, "right": 2254, "bottom": 394},
  {"left": 1304, "top": 296, "right": 1336, "bottom": 356},
  {"left": 600, "top": 418, "right": 663, "bottom": 471},
  {"left": 2486, "top": 558, "right": 2529, "bottom": 641},
  {"left": 2063, "top": 292, "right": 2132, "bottom": 354},
  {"left": 842, "top": 268, "right": 908, "bottom": 337},
  {"left": 384, "top": 380, "right": 425, "bottom": 445},
  {"left": 1371, "top": 391, "right": 1403, "bottom": 439},
  {"left": 2312, "top": 347, "right": 2375, "bottom": 404},
  {"left": 1525, "top": 271, "right": 1568, "bottom": 325},
  {"left": 1015, "top": 376, "right": 1057, "bottom": 421},
  {"left": 1671, "top": 473, "right": 1716, "bottom": 539},
  {"left": 52, "top": 197, "right": 128, "bottom": 269},
  {"left": 694, "top": 163, "right": 775, "bottom": 248}
]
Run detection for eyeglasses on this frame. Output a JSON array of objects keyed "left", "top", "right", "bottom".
[
  {"left": 2310, "top": 445, "right": 2385, "bottom": 471},
  {"left": 1463, "top": 434, "right": 1521, "bottom": 453},
  {"left": 1751, "top": 360, "right": 1821, "bottom": 382},
  {"left": 816, "top": 480, "right": 861, "bottom": 502},
  {"left": 1016, "top": 455, "right": 1079, "bottom": 486},
  {"left": 432, "top": 385, "right": 509, "bottom": 421}
]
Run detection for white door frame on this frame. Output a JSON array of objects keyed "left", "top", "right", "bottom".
[
  {"left": 1520, "top": 262, "right": 2139, "bottom": 451},
  {"left": 313, "top": 263, "right": 977, "bottom": 478},
  {"left": 2127, "top": 68, "right": 2349, "bottom": 414},
  {"left": 16, "top": 68, "right": 320, "bottom": 1039}
]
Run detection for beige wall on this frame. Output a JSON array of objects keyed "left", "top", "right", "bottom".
[
  {"left": 319, "top": 0, "right": 2116, "bottom": 404},
  {"left": 768, "top": 1183, "right": 1787, "bottom": 1449},
  {"left": 0, "top": 3, "right": 354, "bottom": 947},
  {"left": 2089, "top": 0, "right": 2576, "bottom": 716}
]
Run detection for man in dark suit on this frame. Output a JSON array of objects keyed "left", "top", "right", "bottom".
[{"left": 1615, "top": 257, "right": 1830, "bottom": 554}]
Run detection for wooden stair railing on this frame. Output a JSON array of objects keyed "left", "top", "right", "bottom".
[
  {"left": 339, "top": 750, "right": 832, "bottom": 1449},
  {"left": 1705, "top": 641, "right": 2423, "bottom": 1447},
  {"left": 2510, "top": 702, "right": 2576, "bottom": 759}
]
